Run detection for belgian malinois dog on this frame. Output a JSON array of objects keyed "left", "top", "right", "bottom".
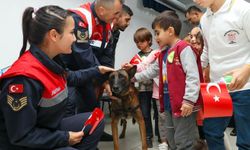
[{"left": 108, "top": 66, "right": 147, "bottom": 150}]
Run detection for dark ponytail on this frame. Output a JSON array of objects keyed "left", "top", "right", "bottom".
[
  {"left": 20, "top": 7, "right": 34, "bottom": 57},
  {"left": 20, "top": 5, "right": 71, "bottom": 57}
]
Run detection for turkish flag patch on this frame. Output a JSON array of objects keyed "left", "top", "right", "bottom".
[
  {"left": 9, "top": 84, "right": 24, "bottom": 94},
  {"left": 78, "top": 21, "right": 87, "bottom": 28},
  {"left": 200, "top": 83, "right": 233, "bottom": 118}
]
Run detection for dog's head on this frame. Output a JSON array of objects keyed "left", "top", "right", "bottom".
[{"left": 108, "top": 65, "right": 137, "bottom": 95}]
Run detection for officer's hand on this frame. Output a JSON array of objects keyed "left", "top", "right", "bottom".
[
  {"left": 180, "top": 102, "right": 193, "bottom": 117},
  {"left": 98, "top": 66, "right": 115, "bottom": 74},
  {"left": 68, "top": 131, "right": 84, "bottom": 145},
  {"left": 103, "top": 81, "right": 112, "bottom": 97},
  {"left": 225, "top": 64, "right": 250, "bottom": 91}
]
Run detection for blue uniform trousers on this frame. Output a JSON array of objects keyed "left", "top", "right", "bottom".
[
  {"left": 203, "top": 90, "right": 250, "bottom": 150},
  {"left": 58, "top": 113, "right": 104, "bottom": 150},
  {"left": 65, "top": 85, "right": 99, "bottom": 117}
]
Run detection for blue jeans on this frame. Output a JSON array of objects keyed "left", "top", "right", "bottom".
[
  {"left": 138, "top": 91, "right": 153, "bottom": 139},
  {"left": 203, "top": 90, "right": 250, "bottom": 150},
  {"left": 152, "top": 99, "right": 159, "bottom": 137}
]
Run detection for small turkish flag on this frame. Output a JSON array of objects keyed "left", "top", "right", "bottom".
[
  {"left": 9, "top": 84, "right": 24, "bottom": 93},
  {"left": 130, "top": 54, "right": 142, "bottom": 65},
  {"left": 200, "top": 83, "right": 233, "bottom": 118},
  {"left": 82, "top": 108, "right": 104, "bottom": 135}
]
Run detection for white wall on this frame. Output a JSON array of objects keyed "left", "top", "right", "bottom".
[
  {"left": 0, "top": 0, "right": 90, "bottom": 69},
  {"left": 114, "top": 1, "right": 189, "bottom": 69},
  {"left": 5, "top": 1, "right": 250, "bottom": 69},
  {"left": 0, "top": 0, "right": 186, "bottom": 69},
  {"left": 115, "top": 0, "right": 159, "bottom": 69}
]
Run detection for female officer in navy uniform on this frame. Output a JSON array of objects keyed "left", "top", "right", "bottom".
[{"left": 0, "top": 5, "right": 108, "bottom": 150}]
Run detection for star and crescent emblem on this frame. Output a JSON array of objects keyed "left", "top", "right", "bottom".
[
  {"left": 9, "top": 84, "right": 23, "bottom": 93},
  {"left": 200, "top": 82, "right": 233, "bottom": 118},
  {"left": 10, "top": 85, "right": 19, "bottom": 93},
  {"left": 206, "top": 83, "right": 221, "bottom": 102}
]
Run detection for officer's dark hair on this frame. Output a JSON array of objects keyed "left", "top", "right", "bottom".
[
  {"left": 134, "top": 27, "right": 152, "bottom": 47},
  {"left": 185, "top": 6, "right": 202, "bottom": 17},
  {"left": 152, "top": 11, "right": 182, "bottom": 36},
  {"left": 160, "top": 10, "right": 178, "bottom": 19},
  {"left": 20, "top": 5, "right": 71, "bottom": 57},
  {"left": 96, "top": 0, "right": 124, "bottom": 9},
  {"left": 122, "top": 4, "right": 133, "bottom": 16}
]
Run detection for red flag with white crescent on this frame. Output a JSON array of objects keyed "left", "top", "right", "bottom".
[
  {"left": 9, "top": 84, "right": 24, "bottom": 94},
  {"left": 82, "top": 108, "right": 104, "bottom": 135},
  {"left": 130, "top": 54, "right": 142, "bottom": 65},
  {"left": 200, "top": 83, "right": 233, "bottom": 118}
]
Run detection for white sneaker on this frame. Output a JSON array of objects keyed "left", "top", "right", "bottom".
[{"left": 158, "top": 142, "right": 168, "bottom": 150}]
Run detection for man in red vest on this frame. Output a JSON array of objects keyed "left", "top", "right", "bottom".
[{"left": 61, "top": 0, "right": 123, "bottom": 141}]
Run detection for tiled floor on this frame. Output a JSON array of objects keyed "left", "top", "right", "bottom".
[
  {"left": 98, "top": 110, "right": 238, "bottom": 150},
  {"left": 98, "top": 116, "right": 237, "bottom": 150},
  {"left": 98, "top": 116, "right": 161, "bottom": 150}
]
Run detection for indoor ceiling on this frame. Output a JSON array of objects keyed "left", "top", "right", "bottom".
[
  {"left": 158, "top": 0, "right": 201, "bottom": 13},
  {"left": 144, "top": 0, "right": 250, "bottom": 13},
  {"left": 142, "top": 0, "right": 202, "bottom": 13}
]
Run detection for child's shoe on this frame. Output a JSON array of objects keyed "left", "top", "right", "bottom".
[
  {"left": 146, "top": 138, "right": 153, "bottom": 148},
  {"left": 158, "top": 142, "right": 168, "bottom": 150}
]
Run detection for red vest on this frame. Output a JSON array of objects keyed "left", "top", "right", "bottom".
[
  {"left": 0, "top": 51, "right": 67, "bottom": 107},
  {"left": 158, "top": 50, "right": 167, "bottom": 113},
  {"left": 69, "top": 3, "right": 111, "bottom": 48},
  {"left": 159, "top": 41, "right": 203, "bottom": 117}
]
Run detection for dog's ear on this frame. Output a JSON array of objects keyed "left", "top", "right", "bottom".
[
  {"left": 127, "top": 65, "right": 137, "bottom": 78},
  {"left": 106, "top": 71, "right": 113, "bottom": 79}
]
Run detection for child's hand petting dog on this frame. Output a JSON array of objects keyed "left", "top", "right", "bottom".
[
  {"left": 121, "top": 63, "right": 133, "bottom": 70},
  {"left": 180, "top": 102, "right": 194, "bottom": 117}
]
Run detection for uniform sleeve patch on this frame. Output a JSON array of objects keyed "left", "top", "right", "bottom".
[
  {"left": 78, "top": 21, "right": 87, "bottom": 28},
  {"left": 9, "top": 84, "right": 24, "bottom": 93},
  {"left": 7, "top": 95, "right": 27, "bottom": 111},
  {"left": 77, "top": 30, "right": 88, "bottom": 43}
]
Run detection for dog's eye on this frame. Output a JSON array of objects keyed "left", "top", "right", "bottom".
[
  {"left": 110, "top": 75, "right": 115, "bottom": 80},
  {"left": 118, "top": 74, "right": 125, "bottom": 79}
]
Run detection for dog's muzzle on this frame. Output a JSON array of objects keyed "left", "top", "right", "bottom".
[{"left": 112, "top": 85, "right": 121, "bottom": 94}]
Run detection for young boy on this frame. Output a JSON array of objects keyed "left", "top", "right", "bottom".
[
  {"left": 133, "top": 11, "right": 203, "bottom": 150},
  {"left": 193, "top": 0, "right": 250, "bottom": 149},
  {"left": 130, "top": 27, "right": 155, "bottom": 148}
]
